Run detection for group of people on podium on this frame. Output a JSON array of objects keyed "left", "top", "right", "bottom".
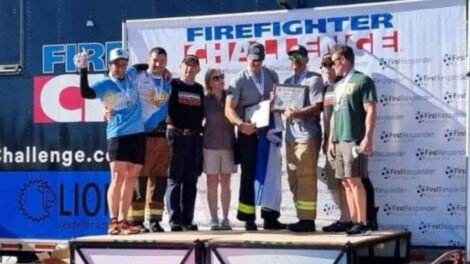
[{"left": 74, "top": 41, "right": 378, "bottom": 236}]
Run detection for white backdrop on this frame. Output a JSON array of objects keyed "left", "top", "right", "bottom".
[{"left": 125, "top": 0, "right": 467, "bottom": 246}]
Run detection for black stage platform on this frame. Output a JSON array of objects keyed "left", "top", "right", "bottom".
[{"left": 70, "top": 230, "right": 411, "bottom": 264}]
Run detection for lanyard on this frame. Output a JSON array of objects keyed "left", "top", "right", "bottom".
[
  {"left": 147, "top": 70, "right": 163, "bottom": 98},
  {"left": 334, "top": 69, "right": 356, "bottom": 110},
  {"left": 249, "top": 68, "right": 265, "bottom": 96},
  {"left": 109, "top": 72, "right": 133, "bottom": 108}
]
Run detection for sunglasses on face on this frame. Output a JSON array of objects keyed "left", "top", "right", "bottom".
[
  {"left": 211, "top": 74, "right": 225, "bottom": 81},
  {"left": 321, "top": 62, "right": 334, "bottom": 68},
  {"left": 288, "top": 54, "right": 304, "bottom": 62},
  {"left": 332, "top": 55, "right": 342, "bottom": 64}
]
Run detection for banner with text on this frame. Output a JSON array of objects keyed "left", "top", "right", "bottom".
[{"left": 126, "top": 0, "right": 466, "bottom": 246}]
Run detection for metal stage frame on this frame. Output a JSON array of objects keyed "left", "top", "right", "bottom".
[{"left": 70, "top": 230, "right": 411, "bottom": 264}]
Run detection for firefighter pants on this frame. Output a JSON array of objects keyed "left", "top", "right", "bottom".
[
  {"left": 128, "top": 136, "right": 171, "bottom": 223},
  {"left": 286, "top": 140, "right": 321, "bottom": 220},
  {"left": 236, "top": 132, "right": 280, "bottom": 222}
]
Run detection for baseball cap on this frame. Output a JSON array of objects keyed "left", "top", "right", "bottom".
[
  {"left": 247, "top": 42, "right": 265, "bottom": 61},
  {"left": 109, "top": 48, "right": 129, "bottom": 63},
  {"left": 287, "top": 44, "right": 308, "bottom": 57},
  {"left": 182, "top": 54, "right": 200, "bottom": 65}
]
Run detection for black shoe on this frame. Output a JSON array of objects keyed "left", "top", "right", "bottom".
[
  {"left": 346, "top": 223, "right": 371, "bottom": 236},
  {"left": 322, "top": 221, "right": 352, "bottom": 232},
  {"left": 146, "top": 221, "right": 164, "bottom": 232},
  {"left": 183, "top": 224, "right": 198, "bottom": 231},
  {"left": 263, "top": 219, "right": 287, "bottom": 230},
  {"left": 245, "top": 221, "right": 258, "bottom": 231},
  {"left": 288, "top": 220, "right": 315, "bottom": 232},
  {"left": 170, "top": 224, "right": 183, "bottom": 232}
]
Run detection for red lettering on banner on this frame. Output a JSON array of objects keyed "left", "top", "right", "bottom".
[
  {"left": 34, "top": 76, "right": 55, "bottom": 123},
  {"left": 228, "top": 42, "right": 236, "bottom": 61},
  {"left": 214, "top": 43, "right": 221, "bottom": 64},
  {"left": 195, "top": 46, "right": 208, "bottom": 63},
  {"left": 305, "top": 37, "right": 321, "bottom": 57},
  {"left": 382, "top": 31, "right": 399, "bottom": 52},
  {"left": 34, "top": 75, "right": 104, "bottom": 123},
  {"left": 184, "top": 44, "right": 208, "bottom": 63},
  {"left": 61, "top": 86, "right": 84, "bottom": 111},
  {"left": 265, "top": 39, "right": 278, "bottom": 59},
  {"left": 182, "top": 31, "right": 400, "bottom": 64},
  {"left": 356, "top": 33, "right": 374, "bottom": 54}
]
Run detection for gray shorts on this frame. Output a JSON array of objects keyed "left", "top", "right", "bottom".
[{"left": 334, "top": 142, "right": 368, "bottom": 179}]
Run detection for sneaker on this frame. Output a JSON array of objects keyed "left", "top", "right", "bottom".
[
  {"left": 263, "top": 219, "right": 287, "bottom": 230},
  {"left": 170, "top": 224, "right": 183, "bottom": 232},
  {"left": 108, "top": 218, "right": 120, "bottom": 235},
  {"left": 183, "top": 223, "right": 198, "bottom": 231},
  {"left": 145, "top": 221, "right": 164, "bottom": 232},
  {"left": 210, "top": 219, "right": 220, "bottom": 231},
  {"left": 288, "top": 220, "right": 315, "bottom": 232},
  {"left": 245, "top": 221, "right": 258, "bottom": 231},
  {"left": 346, "top": 223, "right": 371, "bottom": 236},
  {"left": 119, "top": 220, "right": 140, "bottom": 235},
  {"left": 322, "top": 221, "right": 352, "bottom": 232},
  {"left": 219, "top": 218, "right": 232, "bottom": 231}
]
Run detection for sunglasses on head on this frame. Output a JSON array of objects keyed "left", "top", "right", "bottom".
[
  {"left": 211, "top": 74, "right": 225, "bottom": 81},
  {"left": 288, "top": 54, "right": 304, "bottom": 62}
]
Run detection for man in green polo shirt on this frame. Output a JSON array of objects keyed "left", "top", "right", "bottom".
[{"left": 327, "top": 44, "right": 377, "bottom": 236}]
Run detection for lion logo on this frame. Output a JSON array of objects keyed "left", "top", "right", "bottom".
[{"left": 18, "top": 179, "right": 56, "bottom": 222}]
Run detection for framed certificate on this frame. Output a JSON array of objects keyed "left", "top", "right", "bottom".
[
  {"left": 244, "top": 100, "right": 270, "bottom": 128},
  {"left": 272, "top": 84, "right": 307, "bottom": 112}
]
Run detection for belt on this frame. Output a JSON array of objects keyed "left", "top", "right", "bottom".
[{"left": 168, "top": 125, "right": 200, "bottom": 136}]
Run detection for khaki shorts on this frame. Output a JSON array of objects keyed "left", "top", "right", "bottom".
[
  {"left": 325, "top": 156, "right": 342, "bottom": 188},
  {"left": 203, "top": 148, "right": 237, "bottom": 174},
  {"left": 335, "top": 142, "right": 368, "bottom": 179}
]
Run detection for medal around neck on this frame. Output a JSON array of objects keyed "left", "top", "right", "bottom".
[{"left": 106, "top": 73, "right": 134, "bottom": 111}]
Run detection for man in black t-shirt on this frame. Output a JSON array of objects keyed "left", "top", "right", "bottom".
[{"left": 165, "top": 55, "right": 204, "bottom": 231}]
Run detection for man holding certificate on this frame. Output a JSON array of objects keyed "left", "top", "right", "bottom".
[
  {"left": 281, "top": 45, "right": 324, "bottom": 232},
  {"left": 225, "top": 42, "right": 286, "bottom": 231}
]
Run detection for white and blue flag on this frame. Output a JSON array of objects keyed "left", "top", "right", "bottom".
[{"left": 254, "top": 112, "right": 283, "bottom": 211}]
